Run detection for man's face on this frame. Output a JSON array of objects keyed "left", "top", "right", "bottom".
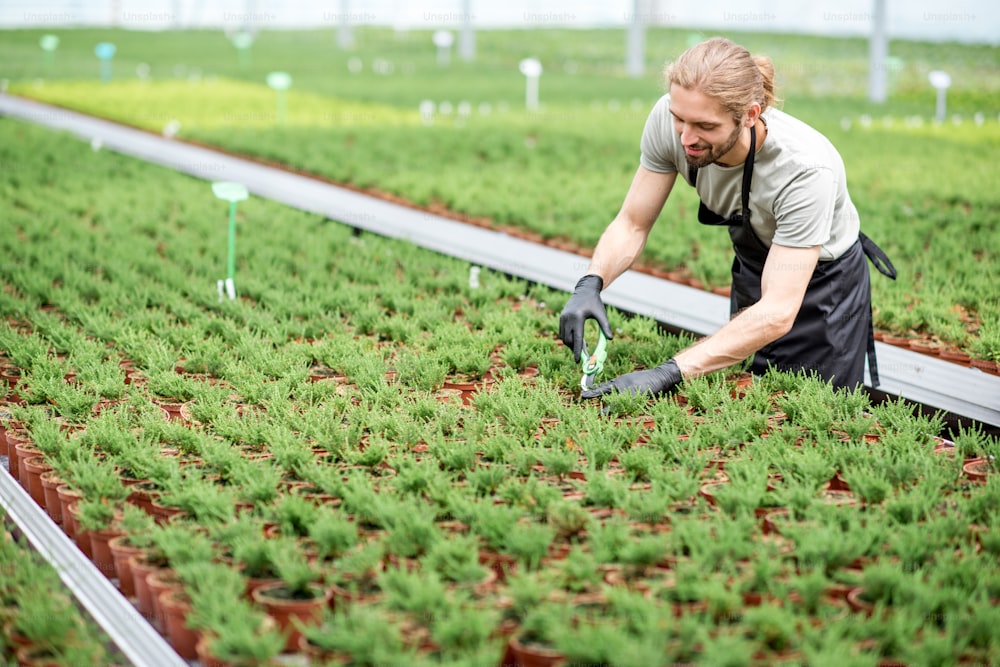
[{"left": 668, "top": 84, "right": 743, "bottom": 168}]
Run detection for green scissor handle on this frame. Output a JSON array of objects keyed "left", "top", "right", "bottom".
[{"left": 580, "top": 327, "right": 609, "bottom": 390}]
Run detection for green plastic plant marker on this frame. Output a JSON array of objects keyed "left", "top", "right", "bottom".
[
  {"left": 211, "top": 181, "right": 249, "bottom": 301},
  {"left": 39, "top": 34, "right": 59, "bottom": 71},
  {"left": 266, "top": 71, "right": 292, "bottom": 125},
  {"left": 231, "top": 31, "right": 254, "bottom": 68},
  {"left": 580, "top": 327, "right": 609, "bottom": 391},
  {"left": 95, "top": 42, "right": 116, "bottom": 83}
]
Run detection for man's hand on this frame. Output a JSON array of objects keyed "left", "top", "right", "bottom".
[
  {"left": 581, "top": 359, "right": 683, "bottom": 400},
  {"left": 559, "top": 275, "right": 613, "bottom": 362}
]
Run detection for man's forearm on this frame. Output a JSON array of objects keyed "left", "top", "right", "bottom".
[
  {"left": 673, "top": 301, "right": 792, "bottom": 378},
  {"left": 674, "top": 244, "right": 818, "bottom": 379},
  {"left": 586, "top": 215, "right": 648, "bottom": 288}
]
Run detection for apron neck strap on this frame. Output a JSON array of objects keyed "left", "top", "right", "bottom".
[{"left": 740, "top": 123, "right": 756, "bottom": 222}]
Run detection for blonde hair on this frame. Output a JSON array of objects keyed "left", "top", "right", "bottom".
[{"left": 664, "top": 37, "right": 779, "bottom": 120}]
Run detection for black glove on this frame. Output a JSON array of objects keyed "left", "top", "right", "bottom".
[
  {"left": 581, "top": 359, "right": 683, "bottom": 400},
  {"left": 559, "top": 274, "right": 613, "bottom": 362}
]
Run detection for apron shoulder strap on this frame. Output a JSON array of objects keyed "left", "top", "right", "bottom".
[
  {"left": 688, "top": 123, "right": 756, "bottom": 221},
  {"left": 740, "top": 124, "right": 755, "bottom": 223},
  {"left": 858, "top": 232, "right": 898, "bottom": 280},
  {"left": 866, "top": 308, "right": 881, "bottom": 388}
]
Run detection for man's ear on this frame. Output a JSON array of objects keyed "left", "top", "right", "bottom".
[{"left": 745, "top": 102, "right": 762, "bottom": 128}]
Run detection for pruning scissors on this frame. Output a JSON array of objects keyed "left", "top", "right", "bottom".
[{"left": 580, "top": 327, "right": 609, "bottom": 391}]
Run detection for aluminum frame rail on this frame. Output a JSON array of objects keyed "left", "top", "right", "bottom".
[
  {"left": 0, "top": 464, "right": 187, "bottom": 667},
  {"left": 2, "top": 93, "right": 998, "bottom": 427}
]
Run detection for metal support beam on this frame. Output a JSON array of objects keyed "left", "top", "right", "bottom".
[{"left": 0, "top": 463, "right": 187, "bottom": 667}]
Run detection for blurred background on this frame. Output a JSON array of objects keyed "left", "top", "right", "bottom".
[{"left": 1, "top": 0, "right": 997, "bottom": 44}]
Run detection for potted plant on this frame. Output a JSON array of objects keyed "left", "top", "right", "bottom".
[
  {"left": 428, "top": 599, "right": 501, "bottom": 662},
  {"left": 265, "top": 492, "right": 320, "bottom": 539},
  {"left": 229, "top": 530, "right": 281, "bottom": 596},
  {"left": 158, "top": 561, "right": 230, "bottom": 660},
  {"left": 423, "top": 532, "right": 493, "bottom": 591},
  {"left": 297, "top": 604, "right": 413, "bottom": 665},
  {"left": 107, "top": 505, "right": 156, "bottom": 599},
  {"left": 194, "top": 603, "right": 285, "bottom": 667},
  {"left": 250, "top": 537, "right": 332, "bottom": 652},
  {"left": 380, "top": 499, "right": 441, "bottom": 562},
  {"left": 614, "top": 532, "right": 671, "bottom": 584},
  {"left": 847, "top": 560, "right": 912, "bottom": 614},
  {"left": 73, "top": 496, "right": 124, "bottom": 578},
  {"left": 549, "top": 545, "right": 603, "bottom": 596},
  {"left": 308, "top": 507, "right": 360, "bottom": 564},
  {"left": 506, "top": 600, "right": 571, "bottom": 667},
  {"left": 503, "top": 520, "right": 556, "bottom": 572},
  {"left": 328, "top": 540, "right": 387, "bottom": 605},
  {"left": 545, "top": 499, "right": 591, "bottom": 543}
]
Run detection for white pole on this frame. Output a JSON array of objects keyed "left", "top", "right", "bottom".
[
  {"left": 338, "top": 0, "right": 355, "bottom": 49},
  {"left": 929, "top": 71, "right": 951, "bottom": 122},
  {"left": 434, "top": 30, "right": 454, "bottom": 66},
  {"left": 520, "top": 58, "right": 542, "bottom": 111},
  {"left": 626, "top": 0, "right": 645, "bottom": 78},
  {"left": 459, "top": 0, "right": 475, "bottom": 61},
  {"left": 868, "top": 0, "right": 888, "bottom": 103}
]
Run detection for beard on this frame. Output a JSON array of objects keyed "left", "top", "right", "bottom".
[{"left": 683, "top": 122, "right": 743, "bottom": 169}]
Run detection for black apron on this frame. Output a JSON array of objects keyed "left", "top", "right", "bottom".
[{"left": 689, "top": 124, "right": 897, "bottom": 389}]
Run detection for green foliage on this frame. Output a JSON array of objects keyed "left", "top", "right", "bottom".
[
  {"left": 298, "top": 605, "right": 410, "bottom": 666},
  {"left": 423, "top": 533, "right": 488, "bottom": 585},
  {"left": 0, "top": 82, "right": 996, "bottom": 664}
]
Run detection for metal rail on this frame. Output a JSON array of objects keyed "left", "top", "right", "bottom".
[
  {"left": 0, "top": 462, "right": 188, "bottom": 667},
  {"left": 1, "top": 93, "right": 998, "bottom": 427}
]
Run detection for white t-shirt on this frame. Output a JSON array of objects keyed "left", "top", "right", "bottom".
[{"left": 640, "top": 94, "right": 860, "bottom": 261}]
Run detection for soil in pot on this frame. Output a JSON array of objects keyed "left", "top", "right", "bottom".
[{"left": 962, "top": 458, "right": 991, "bottom": 483}]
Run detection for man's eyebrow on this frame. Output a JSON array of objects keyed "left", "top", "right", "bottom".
[{"left": 669, "top": 108, "right": 718, "bottom": 126}]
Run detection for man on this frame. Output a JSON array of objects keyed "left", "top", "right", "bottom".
[{"left": 559, "top": 37, "right": 895, "bottom": 400}]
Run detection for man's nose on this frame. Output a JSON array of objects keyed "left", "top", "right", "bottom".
[{"left": 679, "top": 124, "right": 697, "bottom": 145}]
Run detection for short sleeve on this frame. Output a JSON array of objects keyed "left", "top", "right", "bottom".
[
  {"left": 639, "top": 96, "right": 678, "bottom": 174},
  {"left": 771, "top": 167, "right": 837, "bottom": 248}
]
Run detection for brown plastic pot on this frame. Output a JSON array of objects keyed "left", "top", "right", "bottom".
[
  {"left": 160, "top": 588, "right": 200, "bottom": 660},
  {"left": 251, "top": 581, "right": 332, "bottom": 652}
]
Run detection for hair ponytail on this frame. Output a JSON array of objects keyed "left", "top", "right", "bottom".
[
  {"left": 665, "top": 37, "right": 781, "bottom": 120},
  {"left": 753, "top": 55, "right": 778, "bottom": 113}
]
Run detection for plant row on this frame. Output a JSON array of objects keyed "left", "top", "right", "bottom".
[
  {"left": 0, "top": 117, "right": 998, "bottom": 666},
  {"left": 0, "top": 510, "right": 121, "bottom": 664},
  {"left": 5, "top": 27, "right": 999, "bottom": 362}
]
